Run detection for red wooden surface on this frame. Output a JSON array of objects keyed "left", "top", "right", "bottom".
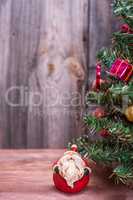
[{"left": 0, "top": 149, "right": 132, "bottom": 200}]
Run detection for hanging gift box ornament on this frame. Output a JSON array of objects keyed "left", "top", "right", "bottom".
[
  {"left": 52, "top": 145, "right": 91, "bottom": 193},
  {"left": 109, "top": 58, "right": 133, "bottom": 82}
]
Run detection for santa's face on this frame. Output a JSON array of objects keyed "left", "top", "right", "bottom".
[{"left": 57, "top": 151, "right": 86, "bottom": 188}]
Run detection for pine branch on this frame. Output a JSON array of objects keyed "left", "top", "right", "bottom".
[
  {"left": 113, "top": 0, "right": 133, "bottom": 28},
  {"left": 111, "top": 165, "right": 133, "bottom": 185},
  {"left": 84, "top": 116, "right": 133, "bottom": 144}
]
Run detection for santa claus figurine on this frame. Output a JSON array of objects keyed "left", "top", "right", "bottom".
[{"left": 52, "top": 145, "right": 91, "bottom": 193}]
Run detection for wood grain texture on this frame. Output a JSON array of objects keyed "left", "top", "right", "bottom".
[
  {"left": 27, "top": 0, "right": 88, "bottom": 148},
  {"left": 0, "top": 149, "right": 132, "bottom": 200},
  {"left": 88, "top": 0, "right": 120, "bottom": 83},
  {"left": 0, "top": 0, "right": 12, "bottom": 148},
  {"left": 0, "top": 0, "right": 88, "bottom": 148},
  {"left": 0, "top": 0, "right": 119, "bottom": 148}
]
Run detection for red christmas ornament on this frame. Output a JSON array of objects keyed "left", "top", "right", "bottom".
[
  {"left": 121, "top": 24, "right": 133, "bottom": 34},
  {"left": 92, "top": 107, "right": 106, "bottom": 118},
  {"left": 52, "top": 145, "right": 91, "bottom": 193},
  {"left": 121, "top": 24, "right": 130, "bottom": 33},
  {"left": 99, "top": 129, "right": 110, "bottom": 138},
  {"left": 109, "top": 58, "right": 133, "bottom": 82}
]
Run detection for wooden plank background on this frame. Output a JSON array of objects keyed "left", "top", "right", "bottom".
[{"left": 0, "top": 0, "right": 119, "bottom": 148}]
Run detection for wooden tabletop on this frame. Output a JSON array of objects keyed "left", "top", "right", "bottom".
[{"left": 0, "top": 149, "right": 132, "bottom": 200}]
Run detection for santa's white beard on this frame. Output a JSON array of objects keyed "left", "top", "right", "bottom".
[{"left": 58, "top": 152, "right": 85, "bottom": 188}]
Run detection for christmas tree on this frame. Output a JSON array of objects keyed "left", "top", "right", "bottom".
[{"left": 69, "top": 0, "right": 133, "bottom": 187}]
